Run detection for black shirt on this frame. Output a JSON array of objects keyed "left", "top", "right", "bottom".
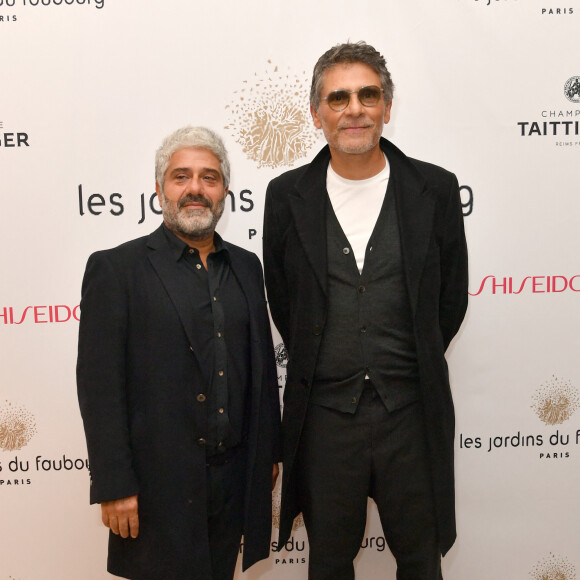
[{"left": 162, "top": 225, "right": 251, "bottom": 455}]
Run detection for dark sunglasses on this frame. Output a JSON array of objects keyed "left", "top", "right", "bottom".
[{"left": 320, "top": 85, "right": 384, "bottom": 112}]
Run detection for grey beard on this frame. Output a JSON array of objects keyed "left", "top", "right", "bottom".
[{"left": 162, "top": 193, "right": 225, "bottom": 241}]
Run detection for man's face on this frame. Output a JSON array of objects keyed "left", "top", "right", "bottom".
[
  {"left": 156, "top": 147, "right": 227, "bottom": 241},
  {"left": 311, "top": 62, "right": 392, "bottom": 156}
]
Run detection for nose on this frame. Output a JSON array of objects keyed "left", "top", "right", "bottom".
[
  {"left": 345, "top": 93, "right": 364, "bottom": 115},
  {"left": 186, "top": 176, "right": 204, "bottom": 194}
]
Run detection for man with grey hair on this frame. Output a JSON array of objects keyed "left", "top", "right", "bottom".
[
  {"left": 78, "top": 126, "right": 281, "bottom": 579},
  {"left": 264, "top": 42, "right": 468, "bottom": 579}
]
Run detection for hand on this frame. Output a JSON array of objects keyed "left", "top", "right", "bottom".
[
  {"left": 101, "top": 494, "right": 139, "bottom": 539},
  {"left": 272, "top": 463, "right": 280, "bottom": 490}
]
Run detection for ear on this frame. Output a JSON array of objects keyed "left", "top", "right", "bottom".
[
  {"left": 311, "top": 104, "right": 323, "bottom": 129},
  {"left": 155, "top": 182, "right": 163, "bottom": 206},
  {"left": 384, "top": 101, "right": 393, "bottom": 125}
]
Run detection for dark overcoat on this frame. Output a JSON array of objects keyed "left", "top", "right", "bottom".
[
  {"left": 262, "top": 138, "right": 468, "bottom": 556},
  {"left": 77, "top": 225, "right": 281, "bottom": 579}
]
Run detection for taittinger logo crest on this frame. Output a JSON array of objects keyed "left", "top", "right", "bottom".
[
  {"left": 531, "top": 376, "right": 579, "bottom": 426},
  {"left": 564, "top": 76, "right": 580, "bottom": 103},
  {"left": 0, "top": 401, "right": 37, "bottom": 451},
  {"left": 225, "top": 61, "right": 317, "bottom": 168}
]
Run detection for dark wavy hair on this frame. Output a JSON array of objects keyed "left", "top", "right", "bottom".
[{"left": 310, "top": 41, "right": 394, "bottom": 110}]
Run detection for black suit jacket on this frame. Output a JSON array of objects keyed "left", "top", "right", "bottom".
[
  {"left": 263, "top": 138, "right": 468, "bottom": 556},
  {"left": 77, "top": 225, "right": 281, "bottom": 579}
]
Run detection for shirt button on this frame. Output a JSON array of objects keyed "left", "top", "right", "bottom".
[
  {"left": 196, "top": 394, "right": 206, "bottom": 403},
  {"left": 217, "top": 331, "right": 222, "bottom": 338},
  {"left": 188, "top": 248, "right": 194, "bottom": 254},
  {"left": 369, "top": 246, "right": 373, "bottom": 252},
  {"left": 343, "top": 247, "right": 350, "bottom": 255},
  {"left": 213, "top": 296, "right": 217, "bottom": 301},
  {"left": 351, "top": 397, "right": 357, "bottom": 404},
  {"left": 360, "top": 326, "right": 367, "bottom": 333},
  {"left": 189, "top": 346, "right": 195, "bottom": 352},
  {"left": 196, "top": 264, "right": 202, "bottom": 270},
  {"left": 218, "top": 370, "right": 224, "bottom": 377},
  {"left": 218, "top": 408, "right": 224, "bottom": 414},
  {"left": 197, "top": 438, "right": 206, "bottom": 446},
  {"left": 358, "top": 285, "right": 366, "bottom": 293}
]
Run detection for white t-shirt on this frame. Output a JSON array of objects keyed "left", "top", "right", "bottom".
[{"left": 326, "top": 156, "right": 390, "bottom": 274}]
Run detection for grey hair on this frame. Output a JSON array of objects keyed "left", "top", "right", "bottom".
[
  {"left": 155, "top": 126, "right": 230, "bottom": 190},
  {"left": 310, "top": 41, "right": 395, "bottom": 110}
]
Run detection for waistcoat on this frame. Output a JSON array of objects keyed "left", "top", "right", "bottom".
[{"left": 312, "top": 180, "right": 419, "bottom": 414}]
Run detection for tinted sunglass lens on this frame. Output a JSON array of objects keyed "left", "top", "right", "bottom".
[
  {"left": 327, "top": 91, "right": 350, "bottom": 111},
  {"left": 359, "top": 87, "right": 381, "bottom": 106}
]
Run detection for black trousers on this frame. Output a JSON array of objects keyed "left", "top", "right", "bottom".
[
  {"left": 296, "top": 387, "right": 442, "bottom": 580},
  {"left": 206, "top": 447, "right": 246, "bottom": 580}
]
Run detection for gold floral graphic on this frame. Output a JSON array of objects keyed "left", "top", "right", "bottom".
[
  {"left": 530, "top": 553, "right": 576, "bottom": 580},
  {"left": 0, "top": 401, "right": 37, "bottom": 451},
  {"left": 272, "top": 483, "right": 304, "bottom": 531},
  {"left": 225, "top": 61, "right": 318, "bottom": 168},
  {"left": 531, "top": 376, "right": 579, "bottom": 426}
]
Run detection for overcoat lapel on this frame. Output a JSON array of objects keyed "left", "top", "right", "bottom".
[
  {"left": 288, "top": 147, "right": 332, "bottom": 295},
  {"left": 226, "top": 250, "right": 264, "bottom": 485},
  {"left": 227, "top": 251, "right": 266, "bottom": 418},
  {"left": 227, "top": 252, "right": 262, "bottom": 345},
  {"left": 288, "top": 139, "right": 437, "bottom": 312},
  {"left": 146, "top": 226, "right": 205, "bottom": 366},
  {"left": 383, "top": 139, "right": 435, "bottom": 317}
]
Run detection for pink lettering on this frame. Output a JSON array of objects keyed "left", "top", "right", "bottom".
[
  {"left": 513, "top": 277, "right": 531, "bottom": 295},
  {"left": 54, "top": 305, "right": 71, "bottom": 323},
  {"left": 552, "top": 276, "right": 568, "bottom": 292},
  {"left": 14, "top": 306, "right": 32, "bottom": 325},
  {"left": 532, "top": 277, "right": 545, "bottom": 293},
  {"left": 492, "top": 277, "right": 507, "bottom": 294},
  {"left": 469, "top": 275, "right": 495, "bottom": 296},
  {"left": 34, "top": 305, "right": 48, "bottom": 323}
]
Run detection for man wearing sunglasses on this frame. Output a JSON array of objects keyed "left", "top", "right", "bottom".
[{"left": 263, "top": 42, "right": 468, "bottom": 579}]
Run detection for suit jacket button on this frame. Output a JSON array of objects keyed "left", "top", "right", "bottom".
[
  {"left": 197, "top": 438, "right": 206, "bottom": 446},
  {"left": 196, "top": 394, "right": 206, "bottom": 403}
]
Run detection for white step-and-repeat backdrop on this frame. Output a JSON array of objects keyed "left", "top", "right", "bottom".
[{"left": 1, "top": 0, "right": 579, "bottom": 578}]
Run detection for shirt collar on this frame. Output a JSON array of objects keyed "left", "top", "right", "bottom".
[{"left": 162, "top": 223, "right": 229, "bottom": 262}]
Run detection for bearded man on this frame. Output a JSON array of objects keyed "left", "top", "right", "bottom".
[{"left": 77, "top": 126, "right": 280, "bottom": 580}]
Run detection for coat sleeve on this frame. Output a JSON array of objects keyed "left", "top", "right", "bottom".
[
  {"left": 438, "top": 174, "right": 469, "bottom": 351},
  {"left": 76, "top": 251, "right": 140, "bottom": 504},
  {"left": 262, "top": 181, "right": 291, "bottom": 347}
]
